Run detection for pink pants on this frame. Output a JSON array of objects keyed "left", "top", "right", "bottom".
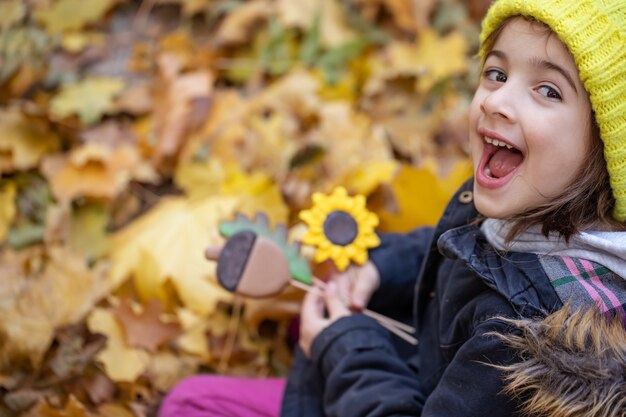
[{"left": 158, "top": 376, "right": 286, "bottom": 417}]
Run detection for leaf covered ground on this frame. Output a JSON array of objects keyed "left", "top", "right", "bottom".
[{"left": 0, "top": 0, "right": 491, "bottom": 415}]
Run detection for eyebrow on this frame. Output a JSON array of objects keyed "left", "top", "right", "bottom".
[{"left": 485, "top": 49, "right": 579, "bottom": 93}]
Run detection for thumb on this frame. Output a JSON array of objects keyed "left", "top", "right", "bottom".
[
  {"left": 204, "top": 246, "right": 222, "bottom": 261},
  {"left": 324, "top": 282, "right": 350, "bottom": 320},
  {"left": 351, "top": 276, "right": 376, "bottom": 310}
]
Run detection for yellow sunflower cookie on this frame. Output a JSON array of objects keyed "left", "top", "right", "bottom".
[{"left": 299, "top": 187, "right": 380, "bottom": 271}]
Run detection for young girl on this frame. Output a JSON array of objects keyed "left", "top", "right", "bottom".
[{"left": 160, "top": 0, "right": 626, "bottom": 415}]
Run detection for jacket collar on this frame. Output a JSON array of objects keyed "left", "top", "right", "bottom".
[{"left": 432, "top": 179, "right": 562, "bottom": 316}]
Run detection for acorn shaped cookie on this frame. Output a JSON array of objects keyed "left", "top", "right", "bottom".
[
  {"left": 212, "top": 213, "right": 313, "bottom": 298},
  {"left": 216, "top": 230, "right": 291, "bottom": 298}
]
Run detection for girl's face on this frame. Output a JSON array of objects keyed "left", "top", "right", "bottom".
[{"left": 469, "top": 17, "right": 594, "bottom": 219}]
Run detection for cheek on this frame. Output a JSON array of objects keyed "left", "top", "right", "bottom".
[
  {"left": 468, "top": 93, "right": 484, "bottom": 158},
  {"left": 468, "top": 91, "right": 483, "bottom": 127}
]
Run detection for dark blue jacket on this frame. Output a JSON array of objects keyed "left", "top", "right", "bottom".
[{"left": 281, "top": 180, "right": 564, "bottom": 416}]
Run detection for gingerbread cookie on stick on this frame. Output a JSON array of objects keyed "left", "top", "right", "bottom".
[
  {"left": 206, "top": 212, "right": 313, "bottom": 298},
  {"left": 207, "top": 190, "right": 416, "bottom": 344}
]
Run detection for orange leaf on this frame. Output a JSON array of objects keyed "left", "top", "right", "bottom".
[
  {"left": 112, "top": 299, "right": 182, "bottom": 352},
  {"left": 376, "top": 159, "right": 473, "bottom": 231}
]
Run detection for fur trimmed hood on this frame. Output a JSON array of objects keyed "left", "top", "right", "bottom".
[{"left": 493, "top": 307, "right": 626, "bottom": 417}]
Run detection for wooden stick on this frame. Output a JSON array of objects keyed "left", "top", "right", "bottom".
[
  {"left": 312, "top": 277, "right": 415, "bottom": 334},
  {"left": 290, "top": 280, "right": 418, "bottom": 345},
  {"left": 361, "top": 308, "right": 416, "bottom": 334}
]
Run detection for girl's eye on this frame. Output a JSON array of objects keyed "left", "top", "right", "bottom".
[
  {"left": 537, "top": 85, "right": 562, "bottom": 100},
  {"left": 483, "top": 69, "right": 507, "bottom": 82}
]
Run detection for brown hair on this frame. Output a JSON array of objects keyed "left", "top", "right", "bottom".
[{"left": 480, "top": 16, "right": 624, "bottom": 242}]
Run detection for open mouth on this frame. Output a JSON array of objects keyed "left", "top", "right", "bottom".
[{"left": 478, "top": 135, "right": 524, "bottom": 184}]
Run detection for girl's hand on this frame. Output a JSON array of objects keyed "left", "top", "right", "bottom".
[
  {"left": 335, "top": 261, "right": 381, "bottom": 311},
  {"left": 299, "top": 282, "right": 351, "bottom": 358}
]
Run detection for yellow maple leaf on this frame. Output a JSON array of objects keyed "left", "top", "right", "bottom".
[
  {"left": 49, "top": 77, "right": 125, "bottom": 125},
  {"left": 108, "top": 196, "right": 240, "bottom": 316},
  {"left": 35, "top": 0, "right": 118, "bottom": 33},
  {"left": 0, "top": 108, "right": 61, "bottom": 173},
  {"left": 175, "top": 161, "right": 289, "bottom": 225},
  {"left": 87, "top": 308, "right": 150, "bottom": 382},
  {"left": 176, "top": 308, "right": 210, "bottom": 357},
  {"left": 367, "top": 28, "right": 468, "bottom": 95},
  {"left": 376, "top": 159, "right": 473, "bottom": 231},
  {"left": 0, "top": 182, "right": 16, "bottom": 243},
  {"left": 213, "top": 0, "right": 275, "bottom": 46},
  {"left": 338, "top": 160, "right": 398, "bottom": 196}
]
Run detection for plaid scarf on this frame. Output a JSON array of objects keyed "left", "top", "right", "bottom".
[{"left": 540, "top": 255, "right": 626, "bottom": 323}]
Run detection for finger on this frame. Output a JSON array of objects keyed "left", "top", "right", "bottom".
[
  {"left": 302, "top": 286, "right": 325, "bottom": 320},
  {"left": 324, "top": 282, "right": 350, "bottom": 320},
  {"left": 334, "top": 270, "right": 351, "bottom": 304},
  {"left": 351, "top": 276, "right": 374, "bottom": 310},
  {"left": 350, "top": 263, "right": 380, "bottom": 310},
  {"left": 204, "top": 246, "right": 222, "bottom": 261}
]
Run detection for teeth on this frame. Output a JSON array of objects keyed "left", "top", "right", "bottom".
[
  {"left": 484, "top": 165, "right": 492, "bottom": 177},
  {"left": 484, "top": 136, "right": 513, "bottom": 149}
]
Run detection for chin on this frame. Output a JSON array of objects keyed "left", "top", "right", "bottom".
[{"left": 472, "top": 190, "right": 513, "bottom": 219}]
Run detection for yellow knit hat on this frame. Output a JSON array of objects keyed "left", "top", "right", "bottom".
[{"left": 479, "top": 0, "right": 626, "bottom": 220}]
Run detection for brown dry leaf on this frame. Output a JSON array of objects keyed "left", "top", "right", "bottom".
[
  {"left": 107, "top": 195, "right": 239, "bottom": 316},
  {"left": 0, "top": 108, "right": 61, "bottom": 174},
  {"left": 49, "top": 77, "right": 125, "bottom": 125},
  {"left": 114, "top": 83, "right": 153, "bottom": 116},
  {"left": 366, "top": 28, "right": 468, "bottom": 95},
  {"left": 0, "top": 246, "right": 109, "bottom": 371},
  {"left": 87, "top": 308, "right": 151, "bottom": 382},
  {"left": 276, "top": 0, "right": 319, "bottom": 29},
  {"left": 147, "top": 53, "right": 213, "bottom": 169},
  {"left": 41, "top": 143, "right": 158, "bottom": 203},
  {"left": 207, "top": 311, "right": 269, "bottom": 369},
  {"left": 243, "top": 286, "right": 303, "bottom": 330},
  {"left": 95, "top": 403, "right": 135, "bottom": 417},
  {"left": 249, "top": 70, "right": 322, "bottom": 119},
  {"left": 213, "top": 0, "right": 275, "bottom": 47},
  {"left": 35, "top": 0, "right": 118, "bottom": 33},
  {"left": 362, "top": 0, "right": 438, "bottom": 32},
  {"left": 0, "top": 182, "right": 16, "bottom": 243},
  {"left": 81, "top": 120, "right": 138, "bottom": 148},
  {"left": 46, "top": 325, "right": 107, "bottom": 379},
  {"left": 180, "top": 71, "right": 322, "bottom": 181},
  {"left": 318, "top": 0, "right": 360, "bottom": 48},
  {"left": 112, "top": 299, "right": 182, "bottom": 352},
  {"left": 83, "top": 373, "right": 116, "bottom": 405},
  {"left": 376, "top": 159, "right": 473, "bottom": 231},
  {"left": 27, "top": 395, "right": 95, "bottom": 417}
]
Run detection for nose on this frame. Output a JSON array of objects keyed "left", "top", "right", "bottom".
[{"left": 480, "top": 83, "right": 516, "bottom": 122}]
